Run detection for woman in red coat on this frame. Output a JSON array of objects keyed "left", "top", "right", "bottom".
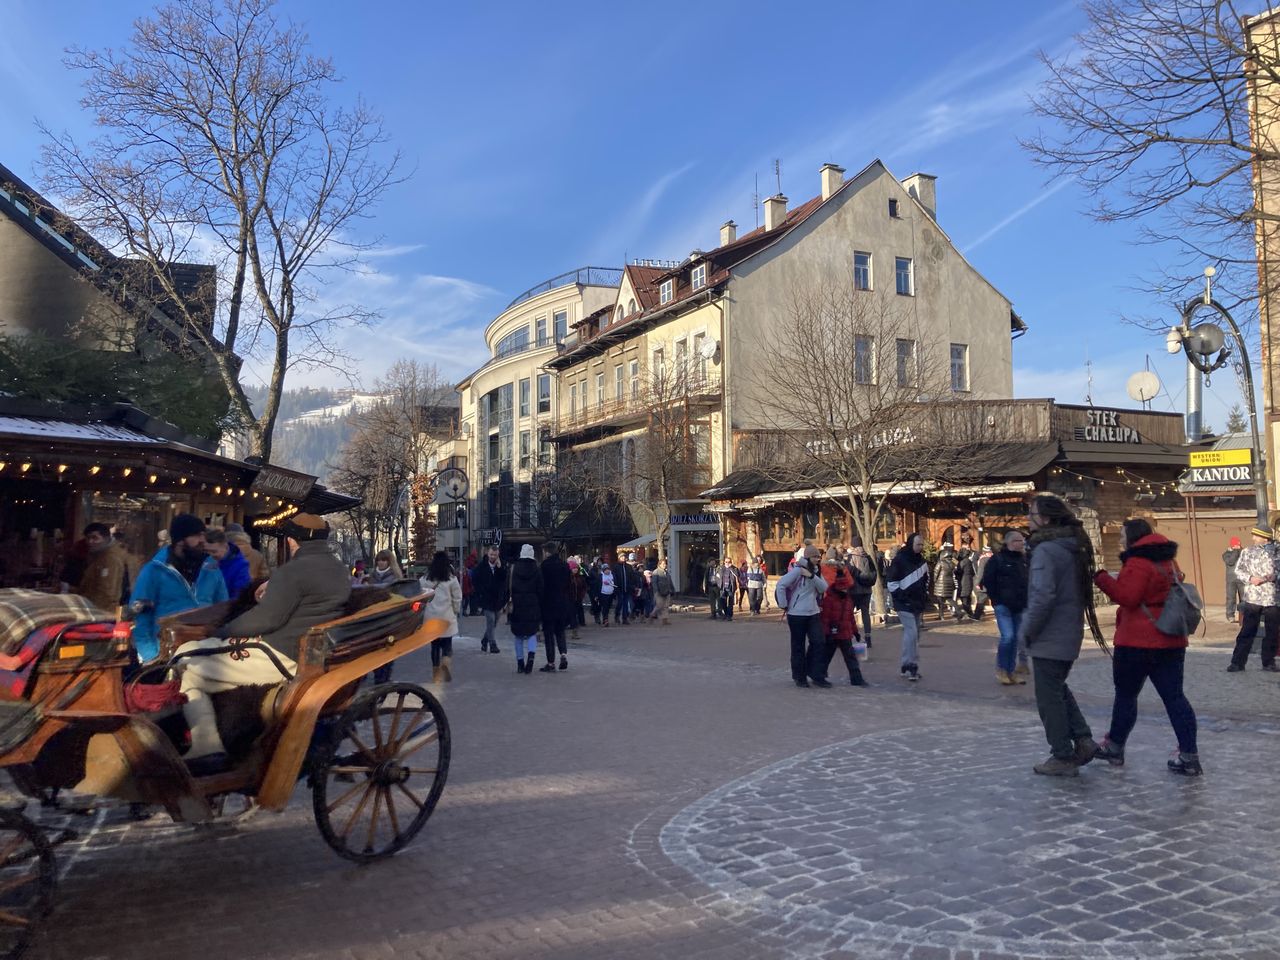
[
  {"left": 819, "top": 548, "right": 869, "bottom": 687},
  {"left": 1093, "top": 519, "right": 1200, "bottom": 776}
]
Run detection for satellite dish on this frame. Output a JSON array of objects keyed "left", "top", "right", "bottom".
[
  {"left": 698, "top": 337, "right": 719, "bottom": 359},
  {"left": 1126, "top": 371, "right": 1161, "bottom": 404}
]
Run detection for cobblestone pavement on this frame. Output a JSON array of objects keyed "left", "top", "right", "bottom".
[{"left": 21, "top": 611, "right": 1280, "bottom": 960}]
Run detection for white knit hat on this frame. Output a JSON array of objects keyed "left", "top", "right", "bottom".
[{"left": 520, "top": 543, "right": 535, "bottom": 559}]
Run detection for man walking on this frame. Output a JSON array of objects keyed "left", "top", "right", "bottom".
[
  {"left": 1223, "top": 535, "right": 1243, "bottom": 623},
  {"left": 538, "top": 541, "right": 573, "bottom": 672},
  {"left": 78, "top": 522, "right": 129, "bottom": 614},
  {"left": 982, "top": 531, "right": 1029, "bottom": 686},
  {"left": 1020, "top": 494, "right": 1101, "bottom": 777},
  {"left": 886, "top": 533, "right": 929, "bottom": 681},
  {"left": 471, "top": 546, "right": 507, "bottom": 654},
  {"left": 650, "top": 559, "right": 674, "bottom": 624},
  {"left": 1228, "top": 526, "right": 1280, "bottom": 672},
  {"left": 745, "top": 558, "right": 767, "bottom": 615}
]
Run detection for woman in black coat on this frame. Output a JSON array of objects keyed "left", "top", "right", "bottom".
[{"left": 507, "top": 544, "right": 544, "bottom": 675}]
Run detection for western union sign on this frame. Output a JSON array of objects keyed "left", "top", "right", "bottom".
[
  {"left": 1188, "top": 449, "right": 1252, "bottom": 468},
  {"left": 1187, "top": 447, "right": 1253, "bottom": 486}
]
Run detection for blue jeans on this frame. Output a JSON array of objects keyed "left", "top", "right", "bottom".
[
  {"left": 1108, "top": 646, "right": 1197, "bottom": 754},
  {"left": 994, "top": 605, "right": 1023, "bottom": 673}
]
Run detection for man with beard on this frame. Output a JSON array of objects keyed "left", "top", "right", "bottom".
[{"left": 128, "top": 514, "right": 228, "bottom": 663}]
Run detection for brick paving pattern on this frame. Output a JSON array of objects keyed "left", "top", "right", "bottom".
[{"left": 18, "top": 612, "right": 1280, "bottom": 960}]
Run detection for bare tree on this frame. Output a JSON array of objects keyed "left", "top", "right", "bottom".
[
  {"left": 40, "top": 0, "right": 401, "bottom": 459},
  {"left": 621, "top": 344, "right": 713, "bottom": 563},
  {"left": 741, "top": 285, "right": 1021, "bottom": 584},
  {"left": 328, "top": 361, "right": 453, "bottom": 559},
  {"left": 1023, "top": 0, "right": 1274, "bottom": 318}
]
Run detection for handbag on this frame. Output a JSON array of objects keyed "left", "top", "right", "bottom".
[{"left": 1143, "top": 564, "right": 1203, "bottom": 637}]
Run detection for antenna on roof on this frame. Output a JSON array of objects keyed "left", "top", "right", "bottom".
[
  {"left": 752, "top": 174, "right": 760, "bottom": 229},
  {"left": 1085, "top": 357, "right": 1094, "bottom": 405},
  {"left": 774, "top": 159, "right": 782, "bottom": 195}
]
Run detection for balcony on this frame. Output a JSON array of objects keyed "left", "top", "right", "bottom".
[
  {"left": 505, "top": 266, "right": 624, "bottom": 311},
  {"left": 553, "top": 368, "right": 723, "bottom": 440}
]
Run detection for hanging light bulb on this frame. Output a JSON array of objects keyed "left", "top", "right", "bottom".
[
  {"left": 57, "top": 464, "right": 68, "bottom": 474},
  {"left": 89, "top": 465, "right": 100, "bottom": 475},
  {"left": 179, "top": 477, "right": 188, "bottom": 486},
  {"left": 148, "top": 474, "right": 158, "bottom": 484},
  {"left": 214, "top": 486, "right": 222, "bottom": 495},
  {"left": 0, "top": 462, "right": 6, "bottom": 471},
  {"left": 122, "top": 467, "right": 132, "bottom": 478},
  {"left": 20, "top": 463, "right": 31, "bottom": 473}
]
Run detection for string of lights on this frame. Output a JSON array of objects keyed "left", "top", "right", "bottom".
[
  {"left": 0, "top": 459, "right": 290, "bottom": 505},
  {"left": 1048, "top": 464, "right": 1180, "bottom": 496}
]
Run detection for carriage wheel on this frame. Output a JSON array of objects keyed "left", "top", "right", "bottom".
[
  {"left": 0, "top": 811, "right": 55, "bottom": 960},
  {"left": 312, "top": 682, "right": 449, "bottom": 863}
]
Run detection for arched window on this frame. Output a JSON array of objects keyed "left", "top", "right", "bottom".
[
  {"left": 628, "top": 298, "right": 636, "bottom": 315},
  {"left": 616, "top": 305, "right": 625, "bottom": 325}
]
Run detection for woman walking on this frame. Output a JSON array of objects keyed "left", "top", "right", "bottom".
[
  {"left": 819, "top": 548, "right": 869, "bottom": 687},
  {"left": 1020, "top": 494, "right": 1102, "bottom": 777},
  {"left": 1093, "top": 519, "right": 1201, "bottom": 776},
  {"left": 506, "top": 544, "right": 544, "bottom": 674},
  {"left": 596, "top": 560, "right": 616, "bottom": 626},
  {"left": 420, "top": 551, "right": 461, "bottom": 683},
  {"left": 932, "top": 544, "right": 957, "bottom": 620}
]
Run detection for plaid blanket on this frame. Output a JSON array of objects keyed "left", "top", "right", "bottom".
[{"left": 0, "top": 590, "right": 107, "bottom": 655}]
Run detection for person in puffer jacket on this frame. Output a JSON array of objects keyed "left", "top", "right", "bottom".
[
  {"left": 774, "top": 545, "right": 829, "bottom": 687},
  {"left": 506, "top": 544, "right": 544, "bottom": 675},
  {"left": 886, "top": 533, "right": 929, "bottom": 681},
  {"left": 1093, "top": 520, "right": 1200, "bottom": 776},
  {"left": 819, "top": 548, "right": 868, "bottom": 687}
]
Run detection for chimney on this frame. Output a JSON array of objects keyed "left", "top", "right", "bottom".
[
  {"left": 820, "top": 163, "right": 845, "bottom": 200},
  {"left": 719, "top": 220, "right": 737, "bottom": 246},
  {"left": 901, "top": 173, "right": 937, "bottom": 220},
  {"left": 763, "top": 194, "right": 788, "bottom": 231}
]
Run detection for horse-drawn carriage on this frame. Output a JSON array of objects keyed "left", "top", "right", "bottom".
[{"left": 0, "top": 585, "right": 450, "bottom": 958}]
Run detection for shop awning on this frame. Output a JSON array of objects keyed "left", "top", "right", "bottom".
[{"left": 618, "top": 533, "right": 657, "bottom": 549}]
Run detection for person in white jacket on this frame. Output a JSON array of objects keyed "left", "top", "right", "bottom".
[
  {"left": 774, "top": 545, "right": 830, "bottom": 688},
  {"left": 420, "top": 551, "right": 462, "bottom": 682}
]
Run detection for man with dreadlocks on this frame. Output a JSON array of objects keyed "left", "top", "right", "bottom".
[{"left": 1019, "top": 493, "right": 1104, "bottom": 777}]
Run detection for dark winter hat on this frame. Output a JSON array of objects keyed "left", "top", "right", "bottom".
[
  {"left": 283, "top": 513, "right": 330, "bottom": 542},
  {"left": 850, "top": 536, "right": 863, "bottom": 549},
  {"left": 169, "top": 513, "right": 205, "bottom": 542},
  {"left": 1251, "top": 526, "right": 1273, "bottom": 541}
]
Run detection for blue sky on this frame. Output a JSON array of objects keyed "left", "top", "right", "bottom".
[{"left": 0, "top": 0, "right": 1252, "bottom": 429}]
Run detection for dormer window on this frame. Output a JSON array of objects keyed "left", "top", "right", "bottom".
[
  {"left": 659, "top": 279, "right": 673, "bottom": 305},
  {"left": 691, "top": 264, "right": 707, "bottom": 291},
  {"left": 615, "top": 305, "right": 624, "bottom": 325},
  {"left": 628, "top": 298, "right": 636, "bottom": 315}
]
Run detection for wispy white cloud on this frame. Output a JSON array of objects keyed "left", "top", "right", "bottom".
[
  {"left": 963, "top": 179, "right": 1073, "bottom": 253},
  {"left": 586, "top": 161, "right": 696, "bottom": 261}
]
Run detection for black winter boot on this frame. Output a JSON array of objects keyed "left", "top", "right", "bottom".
[
  {"left": 1168, "top": 753, "right": 1203, "bottom": 777},
  {"left": 524, "top": 652, "right": 536, "bottom": 675}
]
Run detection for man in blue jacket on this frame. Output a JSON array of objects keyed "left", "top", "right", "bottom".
[
  {"left": 128, "top": 514, "right": 228, "bottom": 662},
  {"left": 203, "top": 528, "right": 251, "bottom": 599}
]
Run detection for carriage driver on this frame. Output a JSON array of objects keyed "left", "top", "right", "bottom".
[{"left": 175, "top": 513, "right": 351, "bottom": 776}]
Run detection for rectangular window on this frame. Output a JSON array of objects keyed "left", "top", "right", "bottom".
[
  {"left": 537, "top": 374, "right": 551, "bottom": 414},
  {"left": 569, "top": 383, "right": 578, "bottom": 416},
  {"left": 614, "top": 364, "right": 624, "bottom": 401},
  {"left": 538, "top": 428, "right": 553, "bottom": 462},
  {"left": 553, "top": 309, "right": 567, "bottom": 343},
  {"left": 518, "top": 378, "right": 530, "bottom": 417},
  {"left": 535, "top": 317, "right": 548, "bottom": 346},
  {"left": 659, "top": 279, "right": 673, "bottom": 304},
  {"left": 854, "top": 251, "right": 872, "bottom": 291},
  {"left": 487, "top": 434, "right": 499, "bottom": 474},
  {"left": 854, "top": 335, "right": 875, "bottom": 384},
  {"left": 652, "top": 348, "right": 664, "bottom": 386},
  {"left": 629, "top": 359, "right": 640, "bottom": 399},
  {"left": 675, "top": 339, "right": 688, "bottom": 387},
  {"left": 950, "top": 343, "right": 970, "bottom": 392},
  {"left": 888, "top": 198, "right": 900, "bottom": 218},
  {"left": 895, "top": 338, "right": 917, "bottom": 387},
  {"left": 595, "top": 372, "right": 605, "bottom": 407},
  {"left": 519, "top": 430, "right": 531, "bottom": 469},
  {"left": 895, "top": 256, "right": 914, "bottom": 296},
  {"left": 692, "top": 332, "right": 707, "bottom": 383},
  {"left": 691, "top": 264, "right": 707, "bottom": 291}
]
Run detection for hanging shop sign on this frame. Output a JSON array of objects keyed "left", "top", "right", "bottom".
[
  {"left": 670, "top": 513, "right": 718, "bottom": 526},
  {"left": 1074, "top": 409, "right": 1141, "bottom": 444},
  {"left": 250, "top": 466, "right": 315, "bottom": 501},
  {"left": 1186, "top": 448, "right": 1253, "bottom": 486}
]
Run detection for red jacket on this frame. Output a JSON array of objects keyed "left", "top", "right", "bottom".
[
  {"left": 820, "top": 563, "right": 858, "bottom": 641},
  {"left": 1093, "top": 533, "right": 1188, "bottom": 649}
]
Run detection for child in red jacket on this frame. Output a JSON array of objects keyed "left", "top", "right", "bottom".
[{"left": 819, "top": 548, "right": 869, "bottom": 687}]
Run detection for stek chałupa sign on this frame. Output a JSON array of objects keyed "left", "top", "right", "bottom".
[{"left": 1186, "top": 448, "right": 1252, "bottom": 486}]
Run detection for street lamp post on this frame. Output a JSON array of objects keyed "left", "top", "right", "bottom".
[{"left": 1173, "top": 267, "right": 1270, "bottom": 527}]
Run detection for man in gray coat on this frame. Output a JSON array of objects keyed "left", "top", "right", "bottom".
[
  {"left": 1019, "top": 494, "right": 1101, "bottom": 777},
  {"left": 176, "top": 513, "right": 351, "bottom": 774}
]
